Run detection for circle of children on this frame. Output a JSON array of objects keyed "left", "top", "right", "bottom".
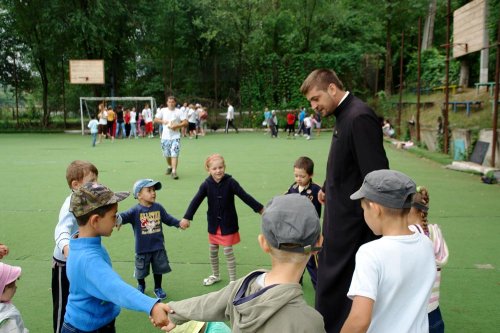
[
  {"left": 1, "top": 156, "right": 448, "bottom": 331},
  {"left": 87, "top": 102, "right": 210, "bottom": 147}
]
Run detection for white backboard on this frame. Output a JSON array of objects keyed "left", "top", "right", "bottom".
[
  {"left": 453, "top": 0, "right": 488, "bottom": 58},
  {"left": 69, "top": 60, "right": 105, "bottom": 84}
]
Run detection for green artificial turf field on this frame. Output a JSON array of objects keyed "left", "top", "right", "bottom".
[{"left": 0, "top": 132, "right": 499, "bottom": 332}]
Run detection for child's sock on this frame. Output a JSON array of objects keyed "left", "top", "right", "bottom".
[
  {"left": 224, "top": 246, "right": 236, "bottom": 281},
  {"left": 209, "top": 243, "right": 220, "bottom": 277},
  {"left": 153, "top": 274, "right": 162, "bottom": 290}
]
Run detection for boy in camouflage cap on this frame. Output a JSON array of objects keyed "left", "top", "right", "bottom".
[{"left": 61, "top": 182, "right": 171, "bottom": 333}]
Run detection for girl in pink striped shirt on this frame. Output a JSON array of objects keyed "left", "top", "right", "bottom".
[{"left": 408, "top": 186, "right": 449, "bottom": 333}]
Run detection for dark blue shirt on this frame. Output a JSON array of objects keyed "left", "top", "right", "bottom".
[
  {"left": 183, "top": 174, "right": 263, "bottom": 235},
  {"left": 119, "top": 202, "right": 179, "bottom": 254},
  {"left": 286, "top": 180, "right": 322, "bottom": 218}
]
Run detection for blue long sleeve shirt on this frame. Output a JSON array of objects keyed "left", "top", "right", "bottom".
[
  {"left": 64, "top": 237, "right": 159, "bottom": 331},
  {"left": 119, "top": 202, "right": 180, "bottom": 254}
]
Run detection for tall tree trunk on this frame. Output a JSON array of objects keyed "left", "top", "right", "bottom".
[
  {"left": 384, "top": 20, "right": 393, "bottom": 96},
  {"left": 422, "top": 0, "right": 437, "bottom": 50}
]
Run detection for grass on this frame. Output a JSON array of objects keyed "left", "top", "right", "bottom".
[{"left": 0, "top": 132, "right": 499, "bottom": 332}]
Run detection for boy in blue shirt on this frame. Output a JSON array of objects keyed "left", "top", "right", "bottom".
[
  {"left": 63, "top": 182, "right": 171, "bottom": 333},
  {"left": 118, "top": 179, "right": 189, "bottom": 300}
]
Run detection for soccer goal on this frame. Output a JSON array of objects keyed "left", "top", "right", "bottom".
[{"left": 79, "top": 96, "right": 157, "bottom": 135}]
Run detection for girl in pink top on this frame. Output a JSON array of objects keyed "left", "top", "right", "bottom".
[{"left": 408, "top": 186, "right": 449, "bottom": 333}]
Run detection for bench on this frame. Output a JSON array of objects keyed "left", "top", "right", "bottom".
[
  {"left": 432, "top": 85, "right": 460, "bottom": 95},
  {"left": 409, "top": 87, "right": 432, "bottom": 95},
  {"left": 444, "top": 101, "right": 482, "bottom": 117},
  {"left": 391, "top": 102, "right": 434, "bottom": 109},
  {"left": 475, "top": 82, "right": 496, "bottom": 97}
]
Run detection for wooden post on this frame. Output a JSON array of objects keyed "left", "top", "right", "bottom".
[
  {"left": 417, "top": 17, "right": 422, "bottom": 142},
  {"left": 491, "top": 20, "right": 500, "bottom": 167},
  {"left": 397, "top": 31, "right": 404, "bottom": 138}
]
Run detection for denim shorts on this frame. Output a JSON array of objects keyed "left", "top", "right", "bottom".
[
  {"left": 134, "top": 249, "right": 171, "bottom": 279},
  {"left": 61, "top": 320, "right": 115, "bottom": 333},
  {"left": 161, "top": 139, "right": 181, "bottom": 158}
]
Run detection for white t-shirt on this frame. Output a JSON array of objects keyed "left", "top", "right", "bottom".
[
  {"left": 347, "top": 232, "right": 436, "bottom": 333},
  {"left": 130, "top": 111, "right": 137, "bottom": 124},
  {"left": 304, "top": 117, "right": 312, "bottom": 128},
  {"left": 155, "top": 107, "right": 186, "bottom": 140},
  {"left": 98, "top": 111, "right": 107, "bottom": 125},
  {"left": 187, "top": 108, "right": 198, "bottom": 123},
  {"left": 226, "top": 105, "right": 234, "bottom": 120},
  {"left": 142, "top": 108, "right": 153, "bottom": 123}
]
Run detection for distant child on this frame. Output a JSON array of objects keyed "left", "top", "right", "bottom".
[
  {"left": 285, "top": 156, "right": 322, "bottom": 288},
  {"left": 62, "top": 182, "right": 171, "bottom": 332},
  {"left": 285, "top": 110, "right": 296, "bottom": 137},
  {"left": 163, "top": 195, "right": 325, "bottom": 333},
  {"left": 408, "top": 186, "right": 449, "bottom": 333},
  {"left": 0, "top": 244, "right": 8, "bottom": 259},
  {"left": 303, "top": 114, "right": 313, "bottom": 140},
  {"left": 268, "top": 111, "right": 278, "bottom": 138},
  {"left": 341, "top": 170, "right": 436, "bottom": 333},
  {"left": 118, "top": 179, "right": 189, "bottom": 300},
  {"left": 181, "top": 154, "right": 264, "bottom": 285},
  {"left": 52, "top": 160, "right": 98, "bottom": 333},
  {"left": 0, "top": 262, "right": 28, "bottom": 332},
  {"left": 129, "top": 107, "right": 138, "bottom": 139},
  {"left": 87, "top": 114, "right": 99, "bottom": 147}
]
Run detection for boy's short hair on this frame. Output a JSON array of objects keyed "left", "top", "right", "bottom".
[
  {"left": 262, "top": 194, "right": 321, "bottom": 254},
  {"left": 350, "top": 169, "right": 416, "bottom": 209},
  {"left": 65, "top": 160, "right": 98, "bottom": 188},
  {"left": 294, "top": 156, "right": 314, "bottom": 175},
  {"left": 70, "top": 182, "right": 129, "bottom": 221},
  {"left": 132, "top": 179, "right": 162, "bottom": 199}
]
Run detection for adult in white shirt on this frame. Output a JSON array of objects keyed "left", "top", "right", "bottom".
[
  {"left": 154, "top": 96, "right": 188, "bottom": 179},
  {"left": 225, "top": 100, "right": 238, "bottom": 134}
]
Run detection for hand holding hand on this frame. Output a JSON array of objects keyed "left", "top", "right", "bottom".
[
  {"left": 179, "top": 219, "right": 190, "bottom": 230},
  {"left": 150, "top": 303, "right": 173, "bottom": 329},
  {"left": 0, "top": 244, "right": 9, "bottom": 259},
  {"left": 318, "top": 190, "right": 325, "bottom": 205}
]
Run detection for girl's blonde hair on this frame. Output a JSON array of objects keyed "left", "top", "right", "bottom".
[
  {"left": 205, "top": 154, "right": 225, "bottom": 171},
  {"left": 411, "top": 186, "right": 430, "bottom": 233}
]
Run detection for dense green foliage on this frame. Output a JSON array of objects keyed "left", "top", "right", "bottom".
[{"left": 0, "top": 0, "right": 498, "bottom": 128}]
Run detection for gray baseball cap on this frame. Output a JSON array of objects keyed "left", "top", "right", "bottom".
[
  {"left": 262, "top": 194, "right": 321, "bottom": 254},
  {"left": 70, "top": 182, "right": 130, "bottom": 217},
  {"left": 350, "top": 169, "right": 416, "bottom": 209},
  {"left": 133, "top": 179, "right": 162, "bottom": 199}
]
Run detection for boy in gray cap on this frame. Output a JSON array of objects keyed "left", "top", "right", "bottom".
[
  {"left": 340, "top": 170, "right": 436, "bottom": 333},
  {"left": 62, "top": 182, "right": 171, "bottom": 333},
  {"left": 159, "top": 194, "right": 326, "bottom": 333}
]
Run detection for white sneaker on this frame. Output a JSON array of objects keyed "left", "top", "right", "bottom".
[
  {"left": 306, "top": 135, "right": 311, "bottom": 140},
  {"left": 203, "top": 275, "right": 221, "bottom": 286}
]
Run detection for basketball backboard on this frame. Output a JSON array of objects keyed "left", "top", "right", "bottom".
[{"left": 69, "top": 60, "right": 105, "bottom": 84}]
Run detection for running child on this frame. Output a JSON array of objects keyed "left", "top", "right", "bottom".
[{"left": 181, "top": 154, "right": 264, "bottom": 285}]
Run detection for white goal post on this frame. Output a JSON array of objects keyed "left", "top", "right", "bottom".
[{"left": 79, "top": 96, "right": 157, "bottom": 135}]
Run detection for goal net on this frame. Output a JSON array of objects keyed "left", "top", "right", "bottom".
[{"left": 79, "top": 96, "right": 157, "bottom": 135}]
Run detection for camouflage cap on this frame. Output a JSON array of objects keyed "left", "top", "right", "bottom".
[{"left": 70, "top": 182, "right": 130, "bottom": 217}]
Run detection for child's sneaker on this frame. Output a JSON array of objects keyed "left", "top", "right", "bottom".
[
  {"left": 154, "top": 288, "right": 167, "bottom": 299},
  {"left": 203, "top": 275, "right": 221, "bottom": 286},
  {"left": 137, "top": 284, "right": 145, "bottom": 294}
]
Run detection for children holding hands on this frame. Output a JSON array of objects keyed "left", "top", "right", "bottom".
[
  {"left": 62, "top": 182, "right": 171, "bottom": 333},
  {"left": 181, "top": 154, "right": 263, "bottom": 285},
  {"left": 118, "top": 179, "right": 189, "bottom": 300},
  {"left": 160, "top": 194, "right": 325, "bottom": 333}
]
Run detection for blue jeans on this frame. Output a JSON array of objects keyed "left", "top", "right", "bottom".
[
  {"left": 429, "top": 306, "right": 444, "bottom": 333},
  {"left": 91, "top": 133, "right": 97, "bottom": 147},
  {"left": 61, "top": 320, "right": 115, "bottom": 333},
  {"left": 129, "top": 123, "right": 137, "bottom": 138},
  {"left": 115, "top": 122, "right": 126, "bottom": 138}
]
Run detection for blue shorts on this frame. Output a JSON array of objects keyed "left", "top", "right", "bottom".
[
  {"left": 161, "top": 139, "right": 181, "bottom": 158},
  {"left": 134, "top": 249, "right": 171, "bottom": 279}
]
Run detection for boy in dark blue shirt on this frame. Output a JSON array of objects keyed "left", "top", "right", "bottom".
[
  {"left": 118, "top": 179, "right": 189, "bottom": 300},
  {"left": 286, "top": 156, "right": 322, "bottom": 288}
]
